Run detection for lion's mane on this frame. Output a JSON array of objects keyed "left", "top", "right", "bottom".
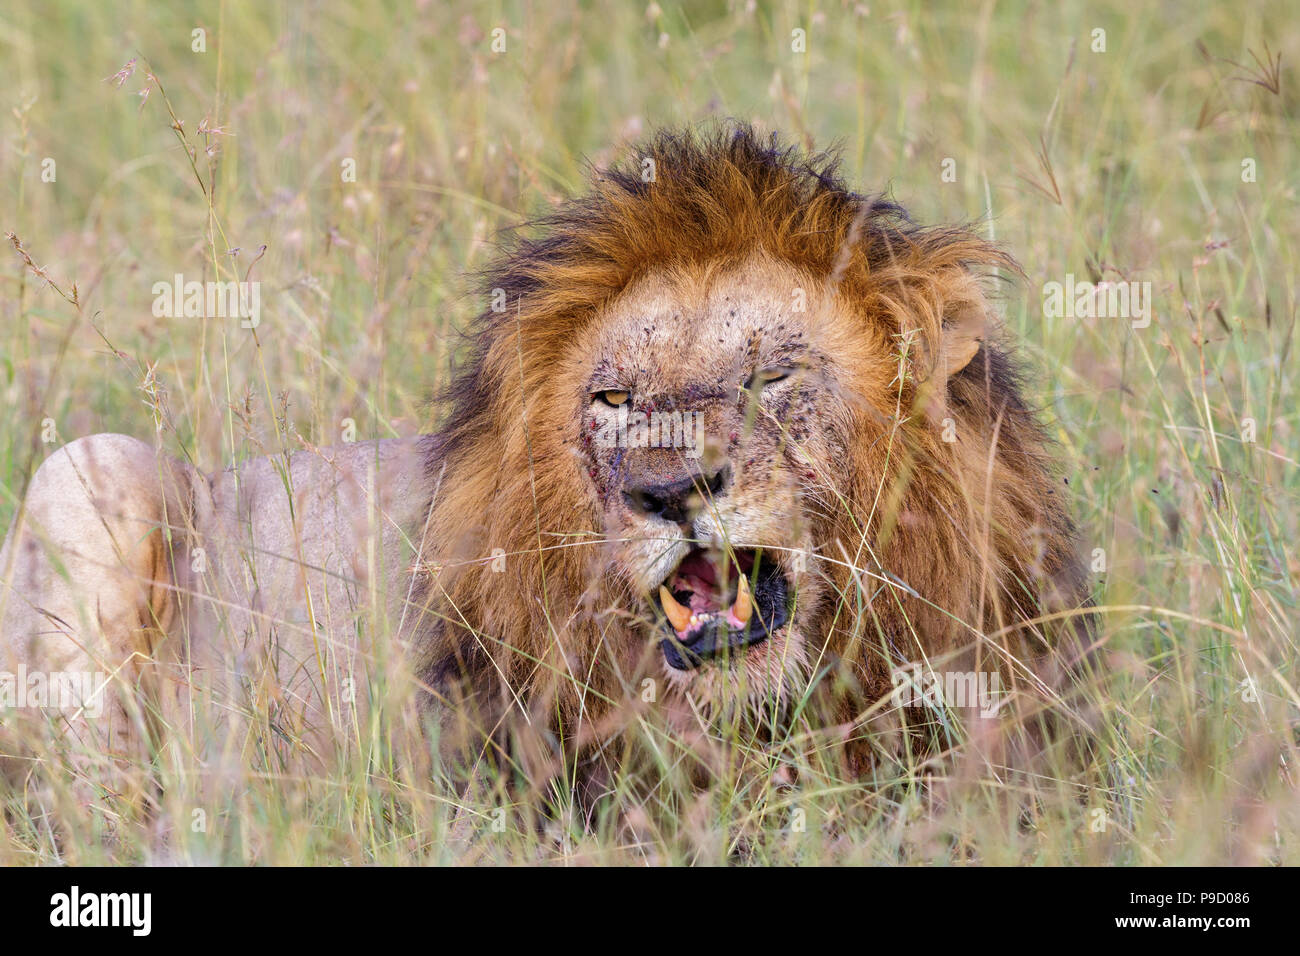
[{"left": 413, "top": 126, "right": 1089, "bottom": 764}]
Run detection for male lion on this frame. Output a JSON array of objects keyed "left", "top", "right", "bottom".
[{"left": 1, "top": 127, "right": 1090, "bottom": 804}]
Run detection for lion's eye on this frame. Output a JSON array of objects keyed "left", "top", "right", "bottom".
[
  {"left": 595, "top": 389, "right": 630, "bottom": 407},
  {"left": 746, "top": 366, "right": 794, "bottom": 390}
]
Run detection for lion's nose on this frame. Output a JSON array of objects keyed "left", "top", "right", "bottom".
[{"left": 624, "top": 466, "right": 729, "bottom": 524}]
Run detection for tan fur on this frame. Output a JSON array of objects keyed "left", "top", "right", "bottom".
[
  {"left": 413, "top": 127, "right": 1090, "bottom": 771},
  {"left": 1, "top": 127, "right": 1089, "bottom": 800}
]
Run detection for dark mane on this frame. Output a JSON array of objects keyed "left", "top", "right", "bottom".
[{"left": 411, "top": 123, "right": 1085, "bottom": 763}]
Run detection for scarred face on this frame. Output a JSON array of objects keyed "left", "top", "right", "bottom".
[
  {"left": 566, "top": 254, "right": 867, "bottom": 714},
  {"left": 419, "top": 129, "right": 1084, "bottom": 772}
]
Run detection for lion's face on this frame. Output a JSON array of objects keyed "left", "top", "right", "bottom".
[
  {"left": 425, "top": 129, "right": 1083, "bottom": 760},
  {"left": 565, "top": 255, "right": 884, "bottom": 711}
]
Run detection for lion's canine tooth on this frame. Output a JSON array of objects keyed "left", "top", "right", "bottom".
[
  {"left": 730, "top": 574, "right": 753, "bottom": 627},
  {"left": 659, "top": 585, "right": 693, "bottom": 633}
]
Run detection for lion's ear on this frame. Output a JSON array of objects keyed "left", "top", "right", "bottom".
[
  {"left": 937, "top": 298, "right": 986, "bottom": 378},
  {"left": 918, "top": 293, "right": 988, "bottom": 425}
]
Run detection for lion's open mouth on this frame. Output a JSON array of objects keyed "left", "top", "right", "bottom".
[{"left": 652, "top": 546, "right": 790, "bottom": 670}]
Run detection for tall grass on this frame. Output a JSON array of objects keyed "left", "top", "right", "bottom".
[{"left": 1, "top": 0, "right": 1297, "bottom": 864}]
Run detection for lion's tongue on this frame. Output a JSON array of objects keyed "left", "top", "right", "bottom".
[
  {"left": 671, "top": 550, "right": 754, "bottom": 615},
  {"left": 677, "top": 572, "right": 717, "bottom": 613}
]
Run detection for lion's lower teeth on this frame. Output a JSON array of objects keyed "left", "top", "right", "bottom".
[{"left": 661, "top": 561, "right": 755, "bottom": 637}]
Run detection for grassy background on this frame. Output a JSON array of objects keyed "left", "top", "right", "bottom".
[{"left": 1, "top": 0, "right": 1298, "bottom": 864}]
